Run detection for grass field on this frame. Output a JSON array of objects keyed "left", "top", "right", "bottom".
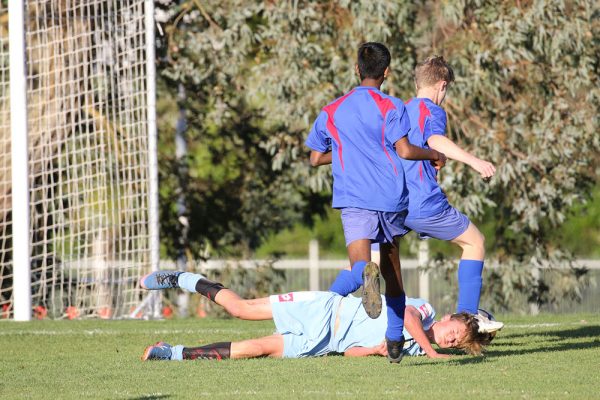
[{"left": 1, "top": 313, "right": 599, "bottom": 399}]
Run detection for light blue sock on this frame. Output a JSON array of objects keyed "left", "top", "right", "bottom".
[
  {"left": 171, "top": 345, "right": 184, "bottom": 361},
  {"left": 385, "top": 295, "right": 406, "bottom": 342},
  {"left": 328, "top": 261, "right": 366, "bottom": 295},
  {"left": 456, "top": 259, "right": 484, "bottom": 314},
  {"left": 177, "top": 272, "right": 205, "bottom": 293}
]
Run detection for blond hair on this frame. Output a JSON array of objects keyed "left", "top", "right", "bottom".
[
  {"left": 450, "top": 312, "right": 493, "bottom": 356},
  {"left": 414, "top": 55, "right": 455, "bottom": 89}
]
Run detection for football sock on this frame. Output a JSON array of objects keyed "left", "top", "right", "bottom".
[
  {"left": 328, "top": 260, "right": 366, "bottom": 295},
  {"left": 181, "top": 342, "right": 231, "bottom": 360},
  {"left": 177, "top": 272, "right": 204, "bottom": 292},
  {"left": 456, "top": 259, "right": 484, "bottom": 314},
  {"left": 385, "top": 295, "right": 406, "bottom": 341},
  {"left": 176, "top": 272, "right": 225, "bottom": 302},
  {"left": 171, "top": 345, "right": 184, "bottom": 361},
  {"left": 194, "top": 279, "right": 225, "bottom": 302}
]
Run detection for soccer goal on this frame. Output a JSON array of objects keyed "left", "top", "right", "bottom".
[{"left": 0, "top": 0, "right": 159, "bottom": 320}]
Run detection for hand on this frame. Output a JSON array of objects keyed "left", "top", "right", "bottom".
[
  {"left": 427, "top": 351, "right": 451, "bottom": 359},
  {"left": 373, "top": 341, "right": 388, "bottom": 357},
  {"left": 470, "top": 158, "right": 496, "bottom": 180},
  {"left": 431, "top": 151, "right": 447, "bottom": 170}
]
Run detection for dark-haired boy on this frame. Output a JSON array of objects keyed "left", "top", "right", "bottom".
[{"left": 305, "top": 42, "right": 446, "bottom": 362}]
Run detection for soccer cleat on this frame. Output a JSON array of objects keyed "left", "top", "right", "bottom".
[
  {"left": 475, "top": 314, "right": 504, "bottom": 333},
  {"left": 140, "top": 271, "right": 183, "bottom": 290},
  {"left": 386, "top": 337, "right": 405, "bottom": 363},
  {"left": 361, "top": 261, "right": 382, "bottom": 318},
  {"left": 142, "top": 342, "right": 173, "bottom": 361}
]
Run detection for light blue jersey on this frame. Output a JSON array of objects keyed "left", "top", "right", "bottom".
[
  {"left": 332, "top": 295, "right": 436, "bottom": 356},
  {"left": 270, "top": 292, "right": 435, "bottom": 358}
]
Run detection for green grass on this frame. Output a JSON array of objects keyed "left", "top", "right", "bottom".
[{"left": 1, "top": 314, "right": 599, "bottom": 399}]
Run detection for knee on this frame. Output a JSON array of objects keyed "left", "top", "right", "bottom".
[
  {"left": 226, "top": 303, "right": 245, "bottom": 319},
  {"left": 476, "top": 231, "right": 485, "bottom": 249}
]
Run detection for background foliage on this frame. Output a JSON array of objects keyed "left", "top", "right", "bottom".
[{"left": 154, "top": 0, "right": 599, "bottom": 311}]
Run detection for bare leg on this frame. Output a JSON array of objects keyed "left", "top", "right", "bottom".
[
  {"left": 451, "top": 222, "right": 485, "bottom": 261},
  {"left": 213, "top": 289, "right": 273, "bottom": 320},
  {"left": 379, "top": 241, "right": 404, "bottom": 296},
  {"left": 231, "top": 334, "right": 284, "bottom": 359},
  {"left": 347, "top": 239, "right": 371, "bottom": 265}
]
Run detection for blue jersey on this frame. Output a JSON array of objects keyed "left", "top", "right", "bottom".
[
  {"left": 305, "top": 86, "right": 411, "bottom": 212},
  {"left": 332, "top": 296, "right": 436, "bottom": 356},
  {"left": 401, "top": 98, "right": 450, "bottom": 218}
]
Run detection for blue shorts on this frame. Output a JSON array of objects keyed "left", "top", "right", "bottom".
[
  {"left": 341, "top": 207, "right": 409, "bottom": 246},
  {"left": 270, "top": 292, "right": 341, "bottom": 358},
  {"left": 404, "top": 206, "right": 470, "bottom": 241}
]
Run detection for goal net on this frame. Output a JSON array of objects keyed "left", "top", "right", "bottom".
[{"left": 0, "top": 0, "right": 157, "bottom": 319}]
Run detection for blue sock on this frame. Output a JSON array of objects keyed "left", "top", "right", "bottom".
[
  {"left": 329, "top": 261, "right": 366, "bottom": 295},
  {"left": 456, "top": 259, "right": 484, "bottom": 314},
  {"left": 177, "top": 272, "right": 205, "bottom": 293},
  {"left": 171, "top": 345, "right": 184, "bottom": 361},
  {"left": 385, "top": 295, "right": 406, "bottom": 342}
]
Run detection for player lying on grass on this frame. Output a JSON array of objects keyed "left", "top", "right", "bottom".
[{"left": 139, "top": 269, "right": 500, "bottom": 361}]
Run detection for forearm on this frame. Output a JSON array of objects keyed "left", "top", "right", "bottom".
[
  {"left": 309, "top": 150, "right": 332, "bottom": 166},
  {"left": 343, "top": 347, "right": 381, "bottom": 357},
  {"left": 404, "top": 309, "right": 438, "bottom": 357},
  {"left": 395, "top": 137, "right": 441, "bottom": 161},
  {"left": 427, "top": 135, "right": 476, "bottom": 165}
]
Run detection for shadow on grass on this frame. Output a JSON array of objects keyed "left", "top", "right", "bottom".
[
  {"left": 129, "top": 395, "right": 171, "bottom": 400},
  {"left": 409, "top": 325, "right": 600, "bottom": 366},
  {"left": 484, "top": 326, "right": 600, "bottom": 357},
  {"left": 501, "top": 325, "right": 600, "bottom": 340}
]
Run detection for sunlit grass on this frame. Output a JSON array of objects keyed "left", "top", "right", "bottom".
[{"left": 1, "top": 313, "right": 598, "bottom": 399}]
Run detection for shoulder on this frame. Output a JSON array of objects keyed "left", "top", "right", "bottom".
[
  {"left": 404, "top": 97, "right": 417, "bottom": 108},
  {"left": 323, "top": 89, "right": 358, "bottom": 110},
  {"left": 426, "top": 101, "right": 447, "bottom": 120},
  {"left": 406, "top": 297, "right": 436, "bottom": 319},
  {"left": 386, "top": 95, "right": 407, "bottom": 112}
]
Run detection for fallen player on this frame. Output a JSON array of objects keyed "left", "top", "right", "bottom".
[{"left": 139, "top": 270, "right": 501, "bottom": 361}]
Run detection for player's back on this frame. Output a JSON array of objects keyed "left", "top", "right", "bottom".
[{"left": 306, "top": 86, "right": 410, "bottom": 212}]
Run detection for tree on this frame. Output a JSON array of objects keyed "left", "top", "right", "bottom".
[
  {"left": 423, "top": 1, "right": 599, "bottom": 310},
  {"left": 154, "top": 0, "right": 599, "bottom": 311}
]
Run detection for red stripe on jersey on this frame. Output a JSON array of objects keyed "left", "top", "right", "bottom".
[
  {"left": 323, "top": 90, "right": 355, "bottom": 171},
  {"left": 368, "top": 90, "right": 398, "bottom": 176},
  {"left": 418, "top": 100, "right": 431, "bottom": 133}
]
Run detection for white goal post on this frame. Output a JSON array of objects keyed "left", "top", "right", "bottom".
[{"left": 0, "top": 0, "right": 159, "bottom": 320}]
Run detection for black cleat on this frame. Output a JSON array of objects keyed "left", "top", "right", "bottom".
[
  {"left": 361, "top": 261, "right": 382, "bottom": 318},
  {"left": 386, "top": 337, "right": 405, "bottom": 363}
]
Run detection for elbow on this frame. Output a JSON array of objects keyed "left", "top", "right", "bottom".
[
  {"left": 396, "top": 147, "right": 409, "bottom": 159},
  {"left": 309, "top": 153, "right": 322, "bottom": 167}
]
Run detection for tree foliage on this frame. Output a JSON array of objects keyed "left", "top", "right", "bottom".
[{"left": 155, "top": 0, "right": 599, "bottom": 310}]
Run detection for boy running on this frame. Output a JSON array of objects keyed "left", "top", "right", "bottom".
[
  {"left": 402, "top": 56, "right": 495, "bottom": 316},
  {"left": 139, "top": 270, "right": 497, "bottom": 361},
  {"left": 305, "top": 42, "right": 446, "bottom": 362}
]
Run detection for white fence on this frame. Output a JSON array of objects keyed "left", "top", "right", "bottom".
[{"left": 160, "top": 255, "right": 600, "bottom": 315}]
